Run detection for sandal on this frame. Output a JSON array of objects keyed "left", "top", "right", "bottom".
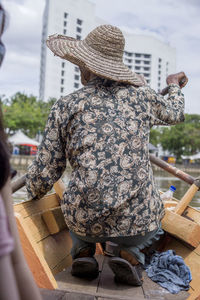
[
  {"left": 108, "top": 257, "right": 143, "bottom": 286},
  {"left": 71, "top": 257, "right": 99, "bottom": 279}
]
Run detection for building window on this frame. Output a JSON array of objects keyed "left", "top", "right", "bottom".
[
  {"left": 74, "top": 83, "right": 79, "bottom": 88},
  {"left": 135, "top": 66, "right": 140, "bottom": 70},
  {"left": 63, "top": 29, "right": 67, "bottom": 35},
  {"left": 61, "top": 87, "right": 64, "bottom": 93},
  {"left": 158, "top": 83, "right": 161, "bottom": 87},
  {"left": 62, "top": 62, "right": 65, "bottom": 68},
  {"left": 76, "top": 27, "right": 82, "bottom": 33},
  {"left": 144, "top": 67, "right": 149, "bottom": 71},
  {"left": 64, "top": 12, "right": 68, "bottom": 18},
  {"left": 125, "top": 58, "right": 132, "bottom": 63},
  {"left": 76, "top": 35, "right": 81, "bottom": 40},
  {"left": 135, "top": 53, "right": 141, "bottom": 57},
  {"left": 158, "top": 64, "right": 161, "bottom": 69},
  {"left": 144, "top": 73, "right": 149, "bottom": 77},
  {"left": 74, "top": 75, "right": 79, "bottom": 80},
  {"left": 158, "top": 76, "right": 161, "bottom": 81},
  {"left": 63, "top": 21, "right": 67, "bottom": 27},
  {"left": 124, "top": 51, "right": 133, "bottom": 57},
  {"left": 158, "top": 70, "right": 161, "bottom": 75},
  {"left": 144, "top": 54, "right": 151, "bottom": 58},
  {"left": 128, "top": 65, "right": 132, "bottom": 69},
  {"left": 75, "top": 66, "right": 79, "bottom": 72},
  {"left": 77, "top": 19, "right": 83, "bottom": 25},
  {"left": 61, "top": 70, "right": 65, "bottom": 76},
  {"left": 135, "top": 60, "right": 141, "bottom": 64},
  {"left": 159, "top": 58, "right": 162, "bottom": 63},
  {"left": 61, "top": 79, "right": 64, "bottom": 85}
]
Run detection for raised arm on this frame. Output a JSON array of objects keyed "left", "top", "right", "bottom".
[{"left": 149, "top": 72, "right": 187, "bottom": 126}]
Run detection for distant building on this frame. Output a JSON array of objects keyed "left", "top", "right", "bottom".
[
  {"left": 149, "top": 143, "right": 158, "bottom": 156},
  {"left": 123, "top": 32, "right": 176, "bottom": 92},
  {"left": 40, "top": 0, "right": 176, "bottom": 101}
]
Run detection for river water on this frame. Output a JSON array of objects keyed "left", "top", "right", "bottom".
[
  {"left": 153, "top": 170, "right": 200, "bottom": 209},
  {"left": 12, "top": 169, "right": 200, "bottom": 209}
]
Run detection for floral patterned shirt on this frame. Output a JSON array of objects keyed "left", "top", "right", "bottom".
[{"left": 26, "top": 78, "right": 185, "bottom": 237}]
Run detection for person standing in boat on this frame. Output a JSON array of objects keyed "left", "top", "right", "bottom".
[{"left": 26, "top": 25, "right": 187, "bottom": 286}]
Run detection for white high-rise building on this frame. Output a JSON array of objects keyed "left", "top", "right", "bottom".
[{"left": 40, "top": 0, "right": 176, "bottom": 101}]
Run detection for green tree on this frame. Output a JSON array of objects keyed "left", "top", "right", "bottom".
[
  {"left": 160, "top": 114, "right": 200, "bottom": 159},
  {"left": 150, "top": 128, "right": 161, "bottom": 147},
  {"left": 1, "top": 93, "right": 56, "bottom": 138}
]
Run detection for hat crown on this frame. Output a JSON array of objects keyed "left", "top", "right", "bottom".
[
  {"left": 85, "top": 25, "right": 125, "bottom": 60},
  {"left": 46, "top": 24, "right": 145, "bottom": 86}
]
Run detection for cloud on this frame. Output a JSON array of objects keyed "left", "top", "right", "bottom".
[
  {"left": 0, "top": 0, "right": 45, "bottom": 97},
  {"left": 1, "top": 0, "right": 200, "bottom": 114},
  {"left": 92, "top": 0, "right": 200, "bottom": 114}
]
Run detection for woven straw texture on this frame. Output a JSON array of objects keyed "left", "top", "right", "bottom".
[{"left": 46, "top": 25, "right": 146, "bottom": 86}]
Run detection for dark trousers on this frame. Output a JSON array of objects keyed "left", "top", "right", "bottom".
[{"left": 70, "top": 226, "right": 164, "bottom": 265}]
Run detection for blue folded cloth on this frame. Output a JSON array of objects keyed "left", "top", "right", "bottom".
[{"left": 145, "top": 250, "right": 192, "bottom": 294}]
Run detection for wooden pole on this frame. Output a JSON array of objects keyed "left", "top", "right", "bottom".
[
  {"left": 11, "top": 174, "right": 26, "bottom": 194},
  {"left": 11, "top": 155, "right": 196, "bottom": 194},
  {"left": 149, "top": 154, "right": 195, "bottom": 185},
  {"left": 53, "top": 179, "right": 65, "bottom": 202},
  {"left": 173, "top": 178, "right": 200, "bottom": 215}
]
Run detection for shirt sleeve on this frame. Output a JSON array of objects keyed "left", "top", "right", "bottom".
[
  {"left": 148, "top": 83, "right": 185, "bottom": 126},
  {"left": 26, "top": 100, "right": 67, "bottom": 200}
]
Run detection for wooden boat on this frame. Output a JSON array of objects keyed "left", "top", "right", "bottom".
[{"left": 12, "top": 156, "right": 200, "bottom": 300}]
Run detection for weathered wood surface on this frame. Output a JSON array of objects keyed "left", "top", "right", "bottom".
[
  {"left": 42, "top": 206, "right": 67, "bottom": 234},
  {"left": 141, "top": 271, "right": 188, "bottom": 300},
  {"left": 183, "top": 206, "right": 200, "bottom": 225},
  {"left": 161, "top": 209, "right": 200, "bottom": 247},
  {"left": 14, "top": 195, "right": 73, "bottom": 288},
  {"left": 97, "top": 256, "right": 144, "bottom": 299},
  {"left": 14, "top": 193, "right": 60, "bottom": 217},
  {"left": 54, "top": 179, "right": 65, "bottom": 201},
  {"left": 54, "top": 255, "right": 189, "bottom": 300},
  {"left": 14, "top": 192, "right": 200, "bottom": 299},
  {"left": 162, "top": 237, "right": 200, "bottom": 298},
  {"left": 174, "top": 182, "right": 200, "bottom": 215},
  {"left": 40, "top": 288, "right": 95, "bottom": 300},
  {"left": 16, "top": 217, "right": 57, "bottom": 290}
]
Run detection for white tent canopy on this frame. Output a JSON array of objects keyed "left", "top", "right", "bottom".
[
  {"left": 8, "top": 131, "right": 40, "bottom": 146},
  {"left": 182, "top": 152, "right": 200, "bottom": 160}
]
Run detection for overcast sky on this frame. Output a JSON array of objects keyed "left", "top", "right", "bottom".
[{"left": 0, "top": 0, "right": 200, "bottom": 114}]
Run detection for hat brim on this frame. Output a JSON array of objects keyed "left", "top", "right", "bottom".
[{"left": 46, "top": 34, "right": 146, "bottom": 86}]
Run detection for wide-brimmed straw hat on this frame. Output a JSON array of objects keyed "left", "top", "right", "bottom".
[{"left": 46, "top": 24, "right": 146, "bottom": 86}]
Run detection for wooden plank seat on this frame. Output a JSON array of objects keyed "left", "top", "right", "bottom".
[
  {"left": 161, "top": 209, "right": 200, "bottom": 248},
  {"left": 14, "top": 192, "right": 73, "bottom": 289}
]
